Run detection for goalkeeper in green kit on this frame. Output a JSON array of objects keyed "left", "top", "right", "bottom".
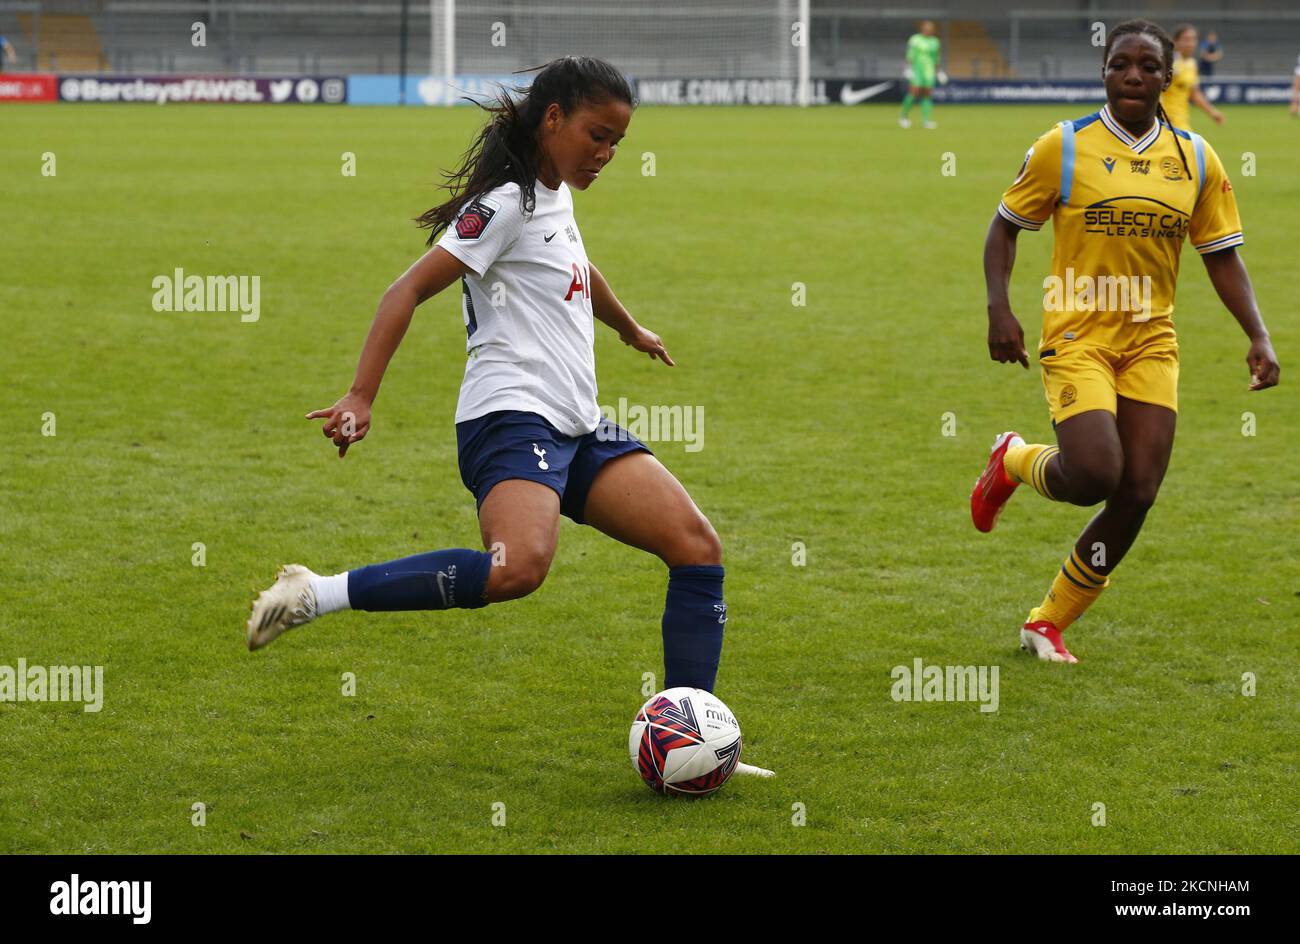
[{"left": 900, "top": 20, "right": 943, "bottom": 129}]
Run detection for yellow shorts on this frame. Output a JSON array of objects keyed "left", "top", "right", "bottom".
[{"left": 1039, "top": 340, "right": 1179, "bottom": 424}]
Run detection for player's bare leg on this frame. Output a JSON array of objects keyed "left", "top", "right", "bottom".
[
  {"left": 582, "top": 453, "right": 768, "bottom": 773},
  {"left": 973, "top": 410, "right": 1121, "bottom": 529},
  {"left": 1043, "top": 409, "right": 1125, "bottom": 506},
  {"left": 248, "top": 478, "right": 560, "bottom": 649},
  {"left": 581, "top": 451, "right": 721, "bottom": 568},
  {"left": 478, "top": 478, "right": 561, "bottom": 603},
  {"left": 1067, "top": 398, "right": 1176, "bottom": 579},
  {"left": 1019, "top": 401, "right": 1174, "bottom": 661}
]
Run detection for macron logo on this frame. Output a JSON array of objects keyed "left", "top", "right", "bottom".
[{"left": 50, "top": 874, "right": 151, "bottom": 924}]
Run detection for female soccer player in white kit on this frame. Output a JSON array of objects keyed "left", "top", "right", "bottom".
[{"left": 246, "top": 58, "right": 731, "bottom": 698}]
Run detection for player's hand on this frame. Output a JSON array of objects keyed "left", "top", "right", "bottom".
[
  {"left": 621, "top": 324, "right": 675, "bottom": 366},
  {"left": 987, "top": 308, "right": 1030, "bottom": 369},
  {"left": 306, "top": 392, "right": 373, "bottom": 458},
  {"left": 1211, "top": 109, "right": 1225, "bottom": 125},
  {"left": 1247, "top": 336, "right": 1279, "bottom": 390}
]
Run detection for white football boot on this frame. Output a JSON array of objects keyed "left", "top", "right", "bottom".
[{"left": 247, "top": 564, "right": 319, "bottom": 650}]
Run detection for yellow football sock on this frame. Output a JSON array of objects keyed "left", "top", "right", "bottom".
[
  {"left": 1035, "top": 550, "right": 1109, "bottom": 631},
  {"left": 1004, "top": 443, "right": 1060, "bottom": 500}
]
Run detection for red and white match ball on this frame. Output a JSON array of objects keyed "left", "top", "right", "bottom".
[{"left": 629, "top": 687, "right": 742, "bottom": 796}]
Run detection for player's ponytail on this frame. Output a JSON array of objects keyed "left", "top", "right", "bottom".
[
  {"left": 416, "top": 56, "right": 634, "bottom": 245},
  {"left": 1156, "top": 101, "right": 1192, "bottom": 181}
]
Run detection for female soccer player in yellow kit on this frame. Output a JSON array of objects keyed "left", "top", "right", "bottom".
[
  {"left": 1161, "top": 24, "right": 1223, "bottom": 131},
  {"left": 972, "top": 20, "right": 1280, "bottom": 663}
]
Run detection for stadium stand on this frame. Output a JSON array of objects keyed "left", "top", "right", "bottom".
[{"left": 1, "top": 0, "right": 1298, "bottom": 79}]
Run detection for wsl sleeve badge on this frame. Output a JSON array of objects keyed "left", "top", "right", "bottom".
[
  {"left": 629, "top": 687, "right": 743, "bottom": 796},
  {"left": 454, "top": 199, "right": 498, "bottom": 239}
]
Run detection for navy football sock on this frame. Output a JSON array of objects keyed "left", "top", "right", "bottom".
[
  {"left": 347, "top": 549, "right": 492, "bottom": 611},
  {"left": 661, "top": 564, "right": 726, "bottom": 692}
]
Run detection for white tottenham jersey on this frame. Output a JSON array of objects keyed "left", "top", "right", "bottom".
[{"left": 436, "top": 179, "right": 599, "bottom": 438}]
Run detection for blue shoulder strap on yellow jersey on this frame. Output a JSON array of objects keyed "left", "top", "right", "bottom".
[
  {"left": 1190, "top": 131, "right": 1207, "bottom": 202},
  {"left": 1059, "top": 112, "right": 1104, "bottom": 206},
  {"left": 1059, "top": 120, "right": 1076, "bottom": 206}
]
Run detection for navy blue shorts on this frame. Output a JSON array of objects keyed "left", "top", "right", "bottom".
[{"left": 456, "top": 411, "right": 652, "bottom": 524}]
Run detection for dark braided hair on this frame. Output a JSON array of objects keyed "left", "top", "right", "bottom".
[
  {"left": 416, "top": 56, "right": 634, "bottom": 245},
  {"left": 1102, "top": 19, "right": 1191, "bottom": 180}
]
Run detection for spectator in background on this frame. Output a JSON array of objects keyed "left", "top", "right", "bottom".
[
  {"left": 1198, "top": 31, "right": 1222, "bottom": 77},
  {"left": 0, "top": 35, "right": 16, "bottom": 72}
]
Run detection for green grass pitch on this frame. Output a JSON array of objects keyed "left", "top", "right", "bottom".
[{"left": 2, "top": 102, "right": 1296, "bottom": 853}]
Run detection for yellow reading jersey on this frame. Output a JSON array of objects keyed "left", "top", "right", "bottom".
[
  {"left": 997, "top": 103, "right": 1242, "bottom": 354},
  {"left": 1160, "top": 55, "right": 1198, "bottom": 131}
]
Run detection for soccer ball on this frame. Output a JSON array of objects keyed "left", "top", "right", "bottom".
[{"left": 629, "top": 687, "right": 742, "bottom": 796}]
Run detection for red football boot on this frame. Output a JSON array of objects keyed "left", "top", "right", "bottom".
[
  {"left": 971, "top": 432, "right": 1024, "bottom": 533},
  {"left": 1020, "top": 610, "right": 1079, "bottom": 664}
]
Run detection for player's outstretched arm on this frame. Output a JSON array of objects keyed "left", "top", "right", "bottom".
[
  {"left": 589, "top": 262, "right": 674, "bottom": 366},
  {"left": 983, "top": 214, "right": 1029, "bottom": 369},
  {"left": 1201, "top": 248, "right": 1280, "bottom": 390},
  {"left": 307, "top": 246, "right": 471, "bottom": 457},
  {"left": 1191, "top": 85, "right": 1224, "bottom": 124}
]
